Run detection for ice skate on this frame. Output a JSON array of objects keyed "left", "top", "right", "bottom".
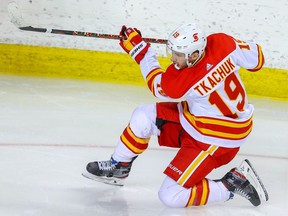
[
  {"left": 82, "top": 156, "right": 136, "bottom": 186},
  {"left": 238, "top": 159, "right": 269, "bottom": 202},
  {"left": 220, "top": 159, "right": 269, "bottom": 206}
]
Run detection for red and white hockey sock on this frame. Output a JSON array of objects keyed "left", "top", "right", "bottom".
[{"left": 158, "top": 177, "right": 231, "bottom": 208}]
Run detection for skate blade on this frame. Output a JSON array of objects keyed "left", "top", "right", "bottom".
[
  {"left": 82, "top": 171, "right": 125, "bottom": 186},
  {"left": 239, "top": 159, "right": 269, "bottom": 202}
]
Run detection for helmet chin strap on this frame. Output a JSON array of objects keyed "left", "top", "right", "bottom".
[
  {"left": 174, "top": 63, "right": 181, "bottom": 70},
  {"left": 173, "top": 51, "right": 202, "bottom": 70},
  {"left": 186, "top": 52, "right": 202, "bottom": 67},
  {"left": 173, "top": 55, "right": 199, "bottom": 70}
]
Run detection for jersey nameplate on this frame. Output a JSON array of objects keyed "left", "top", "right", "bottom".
[{"left": 193, "top": 57, "right": 237, "bottom": 96}]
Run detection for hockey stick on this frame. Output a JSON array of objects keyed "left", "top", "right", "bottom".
[
  {"left": 18, "top": 26, "right": 168, "bottom": 44},
  {"left": 7, "top": 2, "right": 167, "bottom": 44}
]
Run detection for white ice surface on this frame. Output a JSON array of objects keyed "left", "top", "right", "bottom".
[{"left": 0, "top": 74, "right": 287, "bottom": 216}]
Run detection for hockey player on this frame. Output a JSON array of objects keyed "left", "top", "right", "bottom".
[{"left": 83, "top": 23, "right": 268, "bottom": 207}]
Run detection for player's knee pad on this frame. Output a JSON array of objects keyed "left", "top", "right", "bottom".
[
  {"left": 130, "top": 104, "right": 159, "bottom": 138},
  {"left": 158, "top": 176, "right": 190, "bottom": 208}
]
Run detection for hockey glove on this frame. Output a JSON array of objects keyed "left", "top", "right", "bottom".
[{"left": 119, "top": 25, "right": 150, "bottom": 64}]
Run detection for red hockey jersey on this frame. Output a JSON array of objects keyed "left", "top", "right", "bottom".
[{"left": 140, "top": 33, "right": 264, "bottom": 147}]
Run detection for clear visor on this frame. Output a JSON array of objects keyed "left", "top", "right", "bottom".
[
  {"left": 166, "top": 45, "right": 173, "bottom": 59},
  {"left": 166, "top": 45, "right": 186, "bottom": 60}
]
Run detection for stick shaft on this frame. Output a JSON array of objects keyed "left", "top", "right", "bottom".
[{"left": 19, "top": 26, "right": 168, "bottom": 44}]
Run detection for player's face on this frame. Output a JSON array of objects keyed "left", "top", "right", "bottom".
[{"left": 170, "top": 51, "right": 187, "bottom": 70}]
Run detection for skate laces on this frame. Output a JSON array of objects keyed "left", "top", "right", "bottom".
[
  {"left": 98, "top": 160, "right": 117, "bottom": 171},
  {"left": 231, "top": 168, "right": 252, "bottom": 200},
  {"left": 234, "top": 188, "right": 251, "bottom": 200}
]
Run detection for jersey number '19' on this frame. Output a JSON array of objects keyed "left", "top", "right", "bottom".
[
  {"left": 209, "top": 72, "right": 246, "bottom": 119},
  {"left": 209, "top": 40, "right": 250, "bottom": 119}
]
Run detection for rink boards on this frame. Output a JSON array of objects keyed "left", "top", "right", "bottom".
[{"left": 0, "top": 43, "right": 287, "bottom": 100}]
